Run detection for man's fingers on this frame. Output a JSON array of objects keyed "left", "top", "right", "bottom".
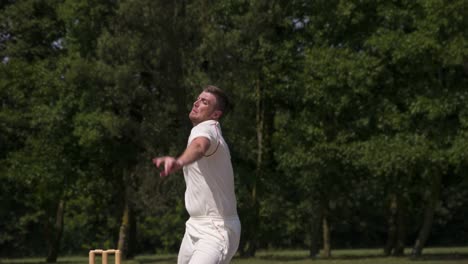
[
  {"left": 153, "top": 156, "right": 179, "bottom": 178},
  {"left": 165, "top": 159, "right": 175, "bottom": 176},
  {"left": 152, "top": 158, "right": 159, "bottom": 166},
  {"left": 164, "top": 162, "right": 169, "bottom": 176},
  {"left": 152, "top": 157, "right": 166, "bottom": 167},
  {"left": 156, "top": 159, "right": 163, "bottom": 167}
]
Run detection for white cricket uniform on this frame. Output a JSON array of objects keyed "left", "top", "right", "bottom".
[{"left": 178, "top": 120, "right": 241, "bottom": 264}]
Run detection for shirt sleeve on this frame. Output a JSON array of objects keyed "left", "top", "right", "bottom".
[{"left": 190, "top": 122, "right": 219, "bottom": 156}]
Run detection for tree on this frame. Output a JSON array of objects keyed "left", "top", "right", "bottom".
[
  {"left": 1, "top": 0, "right": 467, "bottom": 258},
  {"left": 360, "top": 0, "right": 468, "bottom": 256},
  {"left": 0, "top": 1, "right": 72, "bottom": 261}
]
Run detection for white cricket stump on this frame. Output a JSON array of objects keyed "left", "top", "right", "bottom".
[{"left": 89, "top": 249, "right": 121, "bottom": 264}]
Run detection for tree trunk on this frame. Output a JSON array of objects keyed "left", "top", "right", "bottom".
[
  {"left": 240, "top": 79, "right": 274, "bottom": 257},
  {"left": 308, "top": 202, "right": 321, "bottom": 258},
  {"left": 117, "top": 190, "right": 135, "bottom": 259},
  {"left": 321, "top": 202, "right": 331, "bottom": 258},
  {"left": 242, "top": 80, "right": 264, "bottom": 257},
  {"left": 46, "top": 199, "right": 65, "bottom": 263},
  {"left": 384, "top": 194, "right": 397, "bottom": 256},
  {"left": 243, "top": 200, "right": 259, "bottom": 257},
  {"left": 160, "top": 1, "right": 189, "bottom": 138},
  {"left": 238, "top": 200, "right": 259, "bottom": 257},
  {"left": 384, "top": 192, "right": 407, "bottom": 256},
  {"left": 412, "top": 173, "right": 441, "bottom": 257},
  {"left": 412, "top": 204, "right": 435, "bottom": 256},
  {"left": 394, "top": 197, "right": 406, "bottom": 256}
]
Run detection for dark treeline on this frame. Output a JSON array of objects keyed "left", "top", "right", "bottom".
[{"left": 1, "top": 0, "right": 467, "bottom": 262}]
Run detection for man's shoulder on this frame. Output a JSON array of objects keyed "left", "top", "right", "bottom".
[{"left": 190, "top": 120, "right": 220, "bottom": 142}]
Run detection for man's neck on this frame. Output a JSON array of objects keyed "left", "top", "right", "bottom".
[{"left": 191, "top": 119, "right": 218, "bottom": 127}]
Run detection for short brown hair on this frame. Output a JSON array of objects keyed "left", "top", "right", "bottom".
[{"left": 203, "top": 85, "right": 232, "bottom": 116}]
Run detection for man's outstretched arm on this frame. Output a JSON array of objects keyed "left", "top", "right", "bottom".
[{"left": 152, "top": 137, "right": 210, "bottom": 177}]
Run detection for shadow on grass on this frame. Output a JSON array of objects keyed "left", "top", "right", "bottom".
[
  {"left": 255, "top": 253, "right": 381, "bottom": 262},
  {"left": 410, "top": 253, "right": 468, "bottom": 261},
  {"left": 252, "top": 253, "right": 468, "bottom": 262}
]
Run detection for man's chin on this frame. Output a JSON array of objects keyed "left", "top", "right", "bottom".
[{"left": 189, "top": 115, "right": 198, "bottom": 124}]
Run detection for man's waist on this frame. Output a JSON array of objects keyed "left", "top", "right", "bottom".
[{"left": 189, "top": 215, "right": 239, "bottom": 221}]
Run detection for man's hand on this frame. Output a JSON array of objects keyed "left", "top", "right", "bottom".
[
  {"left": 152, "top": 156, "right": 183, "bottom": 177},
  {"left": 153, "top": 137, "right": 210, "bottom": 177}
]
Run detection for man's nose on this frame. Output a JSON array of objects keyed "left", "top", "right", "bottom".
[{"left": 193, "top": 99, "right": 200, "bottom": 106}]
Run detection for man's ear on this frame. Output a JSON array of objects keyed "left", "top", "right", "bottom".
[{"left": 211, "top": 110, "right": 222, "bottom": 120}]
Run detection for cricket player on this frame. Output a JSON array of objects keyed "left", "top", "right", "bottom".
[{"left": 153, "top": 85, "right": 240, "bottom": 264}]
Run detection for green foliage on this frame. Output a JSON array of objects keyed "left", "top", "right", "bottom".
[
  {"left": 1, "top": 0, "right": 468, "bottom": 258},
  {"left": 138, "top": 200, "right": 186, "bottom": 254}
]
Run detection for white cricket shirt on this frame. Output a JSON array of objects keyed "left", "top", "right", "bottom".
[{"left": 182, "top": 120, "right": 238, "bottom": 218}]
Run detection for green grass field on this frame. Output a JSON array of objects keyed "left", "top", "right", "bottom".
[{"left": 2, "top": 247, "right": 468, "bottom": 264}]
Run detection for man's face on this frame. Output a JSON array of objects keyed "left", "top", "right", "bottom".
[{"left": 189, "top": 91, "right": 221, "bottom": 125}]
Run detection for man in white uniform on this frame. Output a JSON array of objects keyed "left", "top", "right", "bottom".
[{"left": 153, "top": 85, "right": 241, "bottom": 264}]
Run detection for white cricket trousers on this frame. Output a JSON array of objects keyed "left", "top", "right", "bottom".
[{"left": 177, "top": 216, "right": 241, "bottom": 264}]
